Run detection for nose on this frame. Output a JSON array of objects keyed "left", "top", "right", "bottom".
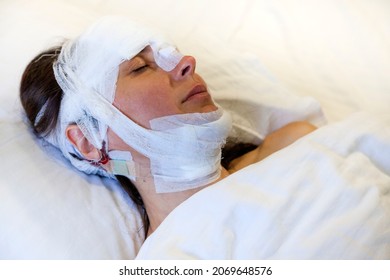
[{"left": 171, "top": 55, "right": 196, "bottom": 80}]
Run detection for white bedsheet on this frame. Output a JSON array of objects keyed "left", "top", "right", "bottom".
[{"left": 137, "top": 112, "right": 390, "bottom": 259}]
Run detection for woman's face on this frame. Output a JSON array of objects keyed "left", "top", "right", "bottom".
[{"left": 113, "top": 46, "right": 217, "bottom": 129}]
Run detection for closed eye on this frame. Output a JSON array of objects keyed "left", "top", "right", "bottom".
[{"left": 131, "top": 64, "right": 148, "bottom": 74}]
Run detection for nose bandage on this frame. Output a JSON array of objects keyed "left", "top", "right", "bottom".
[{"left": 45, "top": 16, "right": 232, "bottom": 193}]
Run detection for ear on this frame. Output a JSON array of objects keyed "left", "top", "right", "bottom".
[{"left": 65, "top": 124, "right": 100, "bottom": 161}]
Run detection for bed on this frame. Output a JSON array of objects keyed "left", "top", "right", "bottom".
[{"left": 1, "top": 0, "right": 389, "bottom": 259}]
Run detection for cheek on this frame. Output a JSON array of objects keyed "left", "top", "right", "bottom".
[
  {"left": 113, "top": 81, "right": 178, "bottom": 128},
  {"left": 113, "top": 90, "right": 153, "bottom": 128}
]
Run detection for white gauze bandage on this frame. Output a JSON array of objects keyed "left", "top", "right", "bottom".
[{"left": 47, "top": 16, "right": 231, "bottom": 193}]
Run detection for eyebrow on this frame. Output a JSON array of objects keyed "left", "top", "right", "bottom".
[
  {"left": 119, "top": 47, "right": 153, "bottom": 73},
  {"left": 128, "top": 47, "right": 150, "bottom": 62}
]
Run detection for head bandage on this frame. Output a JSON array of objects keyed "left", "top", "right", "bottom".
[{"left": 45, "top": 16, "right": 231, "bottom": 193}]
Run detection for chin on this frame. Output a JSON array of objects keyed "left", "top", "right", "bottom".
[
  {"left": 189, "top": 103, "right": 218, "bottom": 114},
  {"left": 182, "top": 102, "right": 218, "bottom": 114},
  {"left": 201, "top": 104, "right": 219, "bottom": 113}
]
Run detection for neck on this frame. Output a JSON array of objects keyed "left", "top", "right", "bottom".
[{"left": 135, "top": 166, "right": 230, "bottom": 237}]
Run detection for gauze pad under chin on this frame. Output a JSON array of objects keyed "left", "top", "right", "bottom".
[
  {"left": 46, "top": 15, "right": 232, "bottom": 192},
  {"left": 107, "top": 107, "right": 232, "bottom": 193}
]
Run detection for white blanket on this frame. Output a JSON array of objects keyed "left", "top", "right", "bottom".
[{"left": 136, "top": 112, "right": 390, "bottom": 259}]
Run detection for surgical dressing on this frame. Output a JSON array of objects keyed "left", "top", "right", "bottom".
[{"left": 45, "top": 16, "right": 231, "bottom": 193}]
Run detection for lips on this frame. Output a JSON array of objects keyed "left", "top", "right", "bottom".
[{"left": 182, "top": 84, "right": 208, "bottom": 103}]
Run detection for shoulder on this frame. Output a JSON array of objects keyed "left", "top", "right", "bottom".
[
  {"left": 261, "top": 121, "right": 318, "bottom": 158},
  {"left": 227, "top": 121, "right": 316, "bottom": 173},
  {"left": 279, "top": 121, "right": 317, "bottom": 136},
  {"left": 260, "top": 121, "right": 317, "bottom": 157},
  {"left": 264, "top": 121, "right": 317, "bottom": 149}
]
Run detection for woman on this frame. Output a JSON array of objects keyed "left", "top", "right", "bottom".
[{"left": 20, "top": 16, "right": 316, "bottom": 237}]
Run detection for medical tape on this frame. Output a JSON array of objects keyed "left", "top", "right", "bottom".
[{"left": 107, "top": 150, "right": 151, "bottom": 180}]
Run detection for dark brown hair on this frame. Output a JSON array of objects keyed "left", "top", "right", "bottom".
[
  {"left": 19, "top": 47, "right": 257, "bottom": 238},
  {"left": 20, "top": 47, "right": 63, "bottom": 136}
]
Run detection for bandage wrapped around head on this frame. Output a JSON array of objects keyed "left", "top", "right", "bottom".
[{"left": 44, "top": 16, "right": 231, "bottom": 193}]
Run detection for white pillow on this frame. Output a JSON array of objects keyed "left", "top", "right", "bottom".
[
  {"left": 203, "top": 53, "right": 326, "bottom": 143},
  {"left": 0, "top": 119, "right": 145, "bottom": 259}
]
